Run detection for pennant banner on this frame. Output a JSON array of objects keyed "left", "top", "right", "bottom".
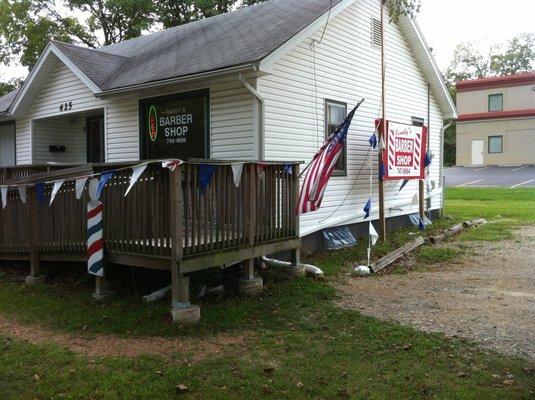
[
  {"left": 411, "top": 193, "right": 418, "bottom": 206},
  {"left": 231, "top": 163, "right": 244, "bottom": 188},
  {"left": 424, "top": 152, "right": 432, "bottom": 168},
  {"left": 369, "top": 222, "right": 379, "bottom": 246},
  {"left": 363, "top": 199, "right": 372, "bottom": 219},
  {"left": 199, "top": 164, "right": 217, "bottom": 190},
  {"left": 49, "top": 180, "right": 64, "bottom": 205},
  {"left": 125, "top": 163, "right": 148, "bottom": 196},
  {"left": 96, "top": 172, "right": 115, "bottom": 199},
  {"left": 75, "top": 177, "right": 89, "bottom": 200},
  {"left": 162, "top": 159, "right": 183, "bottom": 172},
  {"left": 398, "top": 179, "right": 409, "bottom": 192},
  {"left": 18, "top": 186, "right": 26, "bottom": 204},
  {"left": 419, "top": 219, "right": 425, "bottom": 231},
  {"left": 368, "top": 133, "right": 378, "bottom": 149},
  {"left": 0, "top": 186, "right": 7, "bottom": 209},
  {"left": 284, "top": 164, "right": 293, "bottom": 175},
  {"left": 36, "top": 182, "right": 45, "bottom": 205}
]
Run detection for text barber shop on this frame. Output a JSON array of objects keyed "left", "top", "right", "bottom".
[{"left": 140, "top": 90, "right": 209, "bottom": 160}]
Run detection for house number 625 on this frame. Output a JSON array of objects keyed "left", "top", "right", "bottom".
[{"left": 59, "top": 101, "right": 73, "bottom": 112}]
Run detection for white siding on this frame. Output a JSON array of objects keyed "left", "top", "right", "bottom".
[
  {"left": 15, "top": 56, "right": 255, "bottom": 164},
  {"left": 259, "top": 0, "right": 444, "bottom": 235}
]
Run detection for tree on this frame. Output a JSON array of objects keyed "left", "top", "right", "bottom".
[
  {"left": 445, "top": 33, "right": 535, "bottom": 84},
  {"left": 0, "top": 77, "right": 22, "bottom": 96}
]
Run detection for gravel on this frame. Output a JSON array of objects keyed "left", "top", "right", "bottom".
[{"left": 337, "top": 226, "right": 535, "bottom": 361}]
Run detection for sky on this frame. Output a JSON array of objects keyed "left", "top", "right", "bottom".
[{"left": 1, "top": 0, "right": 535, "bottom": 82}]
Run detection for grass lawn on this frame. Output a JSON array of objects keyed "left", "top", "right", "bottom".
[{"left": 0, "top": 188, "right": 534, "bottom": 399}]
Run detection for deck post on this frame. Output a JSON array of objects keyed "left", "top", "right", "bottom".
[
  {"left": 93, "top": 272, "right": 116, "bottom": 300},
  {"left": 239, "top": 258, "right": 263, "bottom": 296},
  {"left": 25, "top": 187, "right": 45, "bottom": 285},
  {"left": 287, "top": 164, "right": 304, "bottom": 277},
  {"left": 169, "top": 166, "right": 200, "bottom": 325}
]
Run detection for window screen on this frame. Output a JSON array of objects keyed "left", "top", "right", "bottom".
[
  {"left": 488, "top": 94, "right": 503, "bottom": 112},
  {"left": 488, "top": 135, "right": 503, "bottom": 154},
  {"left": 325, "top": 100, "right": 347, "bottom": 174}
]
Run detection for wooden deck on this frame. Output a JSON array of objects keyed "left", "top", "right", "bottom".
[{"left": 0, "top": 161, "right": 301, "bottom": 275}]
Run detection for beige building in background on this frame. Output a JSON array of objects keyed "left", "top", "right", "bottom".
[{"left": 455, "top": 72, "right": 535, "bottom": 166}]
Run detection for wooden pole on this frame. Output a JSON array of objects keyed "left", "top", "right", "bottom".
[
  {"left": 419, "top": 179, "right": 425, "bottom": 221},
  {"left": 290, "top": 164, "right": 300, "bottom": 266},
  {"left": 28, "top": 188, "right": 40, "bottom": 277},
  {"left": 378, "top": 0, "right": 387, "bottom": 242}
]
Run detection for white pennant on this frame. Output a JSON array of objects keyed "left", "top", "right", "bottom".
[
  {"left": 1, "top": 186, "right": 7, "bottom": 209},
  {"left": 18, "top": 186, "right": 26, "bottom": 204},
  {"left": 162, "top": 159, "right": 183, "bottom": 172},
  {"left": 125, "top": 163, "right": 148, "bottom": 196},
  {"left": 379, "top": 136, "right": 386, "bottom": 150},
  {"left": 75, "top": 177, "right": 89, "bottom": 200},
  {"left": 369, "top": 222, "right": 379, "bottom": 246},
  {"left": 411, "top": 193, "right": 418, "bottom": 206},
  {"left": 50, "top": 180, "right": 65, "bottom": 205},
  {"left": 231, "top": 163, "right": 244, "bottom": 188}
]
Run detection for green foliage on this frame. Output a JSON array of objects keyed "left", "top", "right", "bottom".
[
  {"left": 387, "top": 0, "right": 421, "bottom": 22},
  {"left": 445, "top": 33, "right": 535, "bottom": 84},
  {"left": 417, "top": 246, "right": 463, "bottom": 264},
  {"left": 0, "top": 77, "right": 22, "bottom": 96}
]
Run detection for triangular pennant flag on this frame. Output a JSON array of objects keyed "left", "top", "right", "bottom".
[
  {"left": 18, "top": 186, "right": 26, "bottom": 204},
  {"left": 125, "top": 163, "right": 148, "bottom": 196},
  {"left": 231, "top": 163, "right": 244, "bottom": 188},
  {"left": 0, "top": 186, "right": 7, "bottom": 209},
  {"left": 162, "top": 159, "right": 183, "bottom": 172},
  {"left": 398, "top": 179, "right": 409, "bottom": 192},
  {"left": 96, "top": 171, "right": 115, "bottom": 199},
  {"left": 379, "top": 163, "right": 386, "bottom": 179},
  {"left": 424, "top": 152, "right": 431, "bottom": 168},
  {"left": 363, "top": 199, "right": 372, "bottom": 219},
  {"left": 199, "top": 164, "right": 217, "bottom": 191},
  {"left": 35, "top": 182, "right": 45, "bottom": 205},
  {"left": 75, "top": 177, "right": 89, "bottom": 200},
  {"left": 284, "top": 164, "right": 293, "bottom": 174},
  {"left": 419, "top": 219, "right": 425, "bottom": 231},
  {"left": 369, "top": 222, "right": 379, "bottom": 246},
  {"left": 411, "top": 193, "right": 418, "bottom": 206},
  {"left": 49, "top": 180, "right": 64, "bottom": 205},
  {"left": 368, "top": 133, "right": 378, "bottom": 149},
  {"left": 379, "top": 135, "right": 386, "bottom": 150}
]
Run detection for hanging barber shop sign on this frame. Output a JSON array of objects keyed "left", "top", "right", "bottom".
[
  {"left": 382, "top": 120, "right": 428, "bottom": 180},
  {"left": 140, "top": 90, "right": 209, "bottom": 160}
]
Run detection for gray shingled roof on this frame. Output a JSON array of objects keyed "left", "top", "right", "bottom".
[
  {"left": 0, "top": 88, "right": 19, "bottom": 113},
  {"left": 55, "top": 0, "right": 341, "bottom": 91}
]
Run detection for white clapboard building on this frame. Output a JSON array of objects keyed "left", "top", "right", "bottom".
[{"left": 0, "top": 0, "right": 457, "bottom": 250}]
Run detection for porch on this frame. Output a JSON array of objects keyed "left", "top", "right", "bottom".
[{"left": 0, "top": 160, "right": 301, "bottom": 323}]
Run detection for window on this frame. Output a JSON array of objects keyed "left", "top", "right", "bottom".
[
  {"left": 488, "top": 135, "right": 503, "bottom": 154},
  {"left": 325, "top": 100, "right": 347, "bottom": 174},
  {"left": 411, "top": 116, "right": 425, "bottom": 127},
  {"left": 488, "top": 94, "right": 503, "bottom": 112},
  {"left": 371, "top": 17, "right": 382, "bottom": 48}
]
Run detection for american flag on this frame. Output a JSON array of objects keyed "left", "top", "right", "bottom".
[{"left": 297, "top": 100, "right": 363, "bottom": 214}]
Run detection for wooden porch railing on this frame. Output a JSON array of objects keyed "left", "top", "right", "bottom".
[{"left": 0, "top": 161, "right": 301, "bottom": 275}]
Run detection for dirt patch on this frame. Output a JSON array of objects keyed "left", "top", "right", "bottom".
[
  {"left": 0, "top": 314, "right": 247, "bottom": 362},
  {"left": 338, "top": 226, "right": 535, "bottom": 361}
]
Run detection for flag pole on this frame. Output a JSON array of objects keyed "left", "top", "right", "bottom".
[
  {"left": 297, "top": 98, "right": 365, "bottom": 179},
  {"left": 378, "top": 0, "right": 387, "bottom": 242}
]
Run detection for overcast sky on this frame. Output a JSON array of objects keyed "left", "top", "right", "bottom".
[{"left": 1, "top": 0, "right": 534, "bottom": 82}]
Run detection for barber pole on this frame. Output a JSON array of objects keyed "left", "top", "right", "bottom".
[{"left": 87, "top": 178, "right": 104, "bottom": 276}]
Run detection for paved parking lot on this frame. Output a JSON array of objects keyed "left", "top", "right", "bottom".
[{"left": 444, "top": 165, "right": 535, "bottom": 188}]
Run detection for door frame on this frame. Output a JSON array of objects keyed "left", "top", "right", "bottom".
[
  {"left": 471, "top": 139, "right": 484, "bottom": 166},
  {"left": 86, "top": 114, "right": 105, "bottom": 163}
]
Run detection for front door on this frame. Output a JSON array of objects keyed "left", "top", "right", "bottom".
[
  {"left": 86, "top": 116, "right": 104, "bottom": 163},
  {"left": 471, "top": 140, "right": 484, "bottom": 165}
]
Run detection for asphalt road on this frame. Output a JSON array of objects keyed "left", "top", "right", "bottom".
[{"left": 444, "top": 166, "right": 535, "bottom": 188}]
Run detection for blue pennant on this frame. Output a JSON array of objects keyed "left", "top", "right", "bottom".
[
  {"left": 368, "top": 133, "right": 378, "bottom": 149},
  {"left": 424, "top": 152, "right": 431, "bottom": 168},
  {"left": 419, "top": 219, "right": 425, "bottom": 231},
  {"left": 379, "top": 164, "right": 386, "bottom": 180},
  {"left": 35, "top": 182, "right": 45, "bottom": 205},
  {"left": 398, "top": 179, "right": 409, "bottom": 192},
  {"left": 199, "top": 164, "right": 217, "bottom": 191},
  {"left": 284, "top": 164, "right": 293, "bottom": 174},
  {"left": 363, "top": 199, "right": 372, "bottom": 219},
  {"left": 96, "top": 171, "right": 115, "bottom": 199}
]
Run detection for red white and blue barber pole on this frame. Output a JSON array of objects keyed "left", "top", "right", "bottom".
[{"left": 87, "top": 178, "right": 104, "bottom": 276}]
